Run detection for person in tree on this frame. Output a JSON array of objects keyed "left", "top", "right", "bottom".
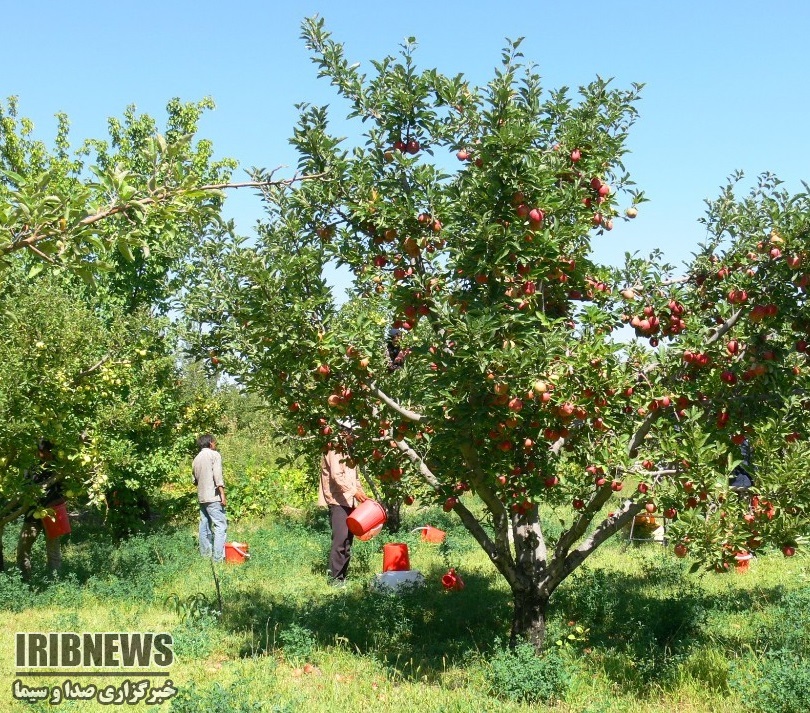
[
  {"left": 729, "top": 437, "right": 755, "bottom": 492},
  {"left": 318, "top": 420, "right": 367, "bottom": 585},
  {"left": 192, "top": 434, "right": 227, "bottom": 562},
  {"left": 386, "top": 327, "right": 409, "bottom": 371},
  {"left": 17, "top": 439, "right": 64, "bottom": 580}
]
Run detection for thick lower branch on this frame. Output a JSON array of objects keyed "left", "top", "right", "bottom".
[
  {"left": 553, "top": 482, "right": 615, "bottom": 562},
  {"left": 368, "top": 383, "right": 424, "bottom": 423},
  {"left": 394, "top": 437, "right": 519, "bottom": 587},
  {"left": 459, "top": 442, "right": 515, "bottom": 572},
  {"left": 561, "top": 500, "right": 642, "bottom": 580}
]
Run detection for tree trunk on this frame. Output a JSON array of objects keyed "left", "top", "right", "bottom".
[
  {"left": 383, "top": 498, "right": 401, "bottom": 533},
  {"left": 510, "top": 587, "right": 550, "bottom": 652}
]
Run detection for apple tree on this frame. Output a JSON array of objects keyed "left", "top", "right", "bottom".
[
  {"left": 186, "top": 19, "right": 810, "bottom": 650},
  {"left": 0, "top": 98, "right": 237, "bottom": 544}
]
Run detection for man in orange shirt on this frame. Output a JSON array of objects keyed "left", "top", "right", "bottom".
[{"left": 318, "top": 422, "right": 367, "bottom": 585}]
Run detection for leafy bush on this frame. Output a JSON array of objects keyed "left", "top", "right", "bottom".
[
  {"left": 278, "top": 622, "right": 317, "bottom": 661},
  {"left": 226, "top": 465, "right": 313, "bottom": 522},
  {"left": 487, "top": 642, "right": 571, "bottom": 704},
  {"left": 731, "top": 651, "right": 810, "bottom": 713},
  {"left": 171, "top": 681, "right": 269, "bottom": 713}
]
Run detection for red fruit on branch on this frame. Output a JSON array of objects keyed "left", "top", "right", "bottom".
[
  {"left": 443, "top": 497, "right": 458, "bottom": 512},
  {"left": 674, "top": 543, "right": 688, "bottom": 558}
]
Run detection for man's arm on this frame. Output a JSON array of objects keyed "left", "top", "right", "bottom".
[{"left": 213, "top": 452, "right": 225, "bottom": 506}]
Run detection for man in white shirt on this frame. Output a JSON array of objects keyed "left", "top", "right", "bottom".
[{"left": 192, "top": 434, "right": 227, "bottom": 562}]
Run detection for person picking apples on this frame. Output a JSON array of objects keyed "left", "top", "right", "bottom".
[
  {"left": 16, "top": 439, "right": 64, "bottom": 580},
  {"left": 318, "top": 419, "right": 368, "bottom": 585}
]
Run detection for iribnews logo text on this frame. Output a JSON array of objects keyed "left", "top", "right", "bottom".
[{"left": 16, "top": 633, "right": 174, "bottom": 669}]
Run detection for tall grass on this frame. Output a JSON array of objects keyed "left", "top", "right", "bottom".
[{"left": 0, "top": 502, "right": 808, "bottom": 712}]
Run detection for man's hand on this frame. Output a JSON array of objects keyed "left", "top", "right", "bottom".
[{"left": 355, "top": 490, "right": 369, "bottom": 503}]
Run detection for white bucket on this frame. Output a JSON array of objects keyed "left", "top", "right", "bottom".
[{"left": 370, "top": 570, "right": 425, "bottom": 593}]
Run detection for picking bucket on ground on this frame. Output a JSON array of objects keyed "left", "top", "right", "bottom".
[
  {"left": 415, "top": 525, "right": 446, "bottom": 544},
  {"left": 441, "top": 567, "right": 465, "bottom": 591},
  {"left": 225, "top": 541, "right": 250, "bottom": 564},
  {"left": 347, "top": 499, "right": 387, "bottom": 537},
  {"left": 42, "top": 502, "right": 71, "bottom": 539},
  {"left": 735, "top": 552, "right": 753, "bottom": 573},
  {"left": 382, "top": 543, "right": 411, "bottom": 572}
]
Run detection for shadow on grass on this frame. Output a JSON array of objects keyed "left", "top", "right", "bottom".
[{"left": 221, "top": 565, "right": 513, "bottom": 680}]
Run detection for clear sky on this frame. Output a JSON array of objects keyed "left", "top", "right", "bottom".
[{"left": 6, "top": 0, "right": 810, "bottom": 288}]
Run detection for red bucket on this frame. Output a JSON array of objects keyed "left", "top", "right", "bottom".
[
  {"left": 225, "top": 541, "right": 250, "bottom": 564},
  {"left": 42, "top": 502, "right": 71, "bottom": 539},
  {"left": 347, "top": 499, "right": 387, "bottom": 537},
  {"left": 419, "top": 526, "right": 446, "bottom": 544},
  {"left": 382, "top": 543, "right": 410, "bottom": 572},
  {"left": 441, "top": 567, "right": 465, "bottom": 591},
  {"left": 358, "top": 523, "right": 384, "bottom": 542}
]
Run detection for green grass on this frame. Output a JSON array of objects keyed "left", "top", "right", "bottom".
[{"left": 1, "top": 505, "right": 808, "bottom": 712}]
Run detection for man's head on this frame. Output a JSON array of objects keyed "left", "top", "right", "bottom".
[
  {"left": 197, "top": 434, "right": 217, "bottom": 451},
  {"left": 37, "top": 438, "right": 54, "bottom": 460},
  {"left": 336, "top": 419, "right": 356, "bottom": 444}
]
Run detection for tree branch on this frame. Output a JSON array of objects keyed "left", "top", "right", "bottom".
[
  {"left": 628, "top": 409, "right": 662, "bottom": 458},
  {"left": 561, "top": 499, "right": 643, "bottom": 579},
  {"left": 459, "top": 442, "right": 515, "bottom": 571},
  {"left": 394, "top": 437, "right": 520, "bottom": 587},
  {"left": 74, "top": 354, "right": 111, "bottom": 382},
  {"left": 1, "top": 173, "right": 328, "bottom": 257},
  {"left": 706, "top": 308, "right": 743, "bottom": 345},
  {"left": 553, "top": 482, "right": 615, "bottom": 562},
  {"left": 368, "top": 382, "right": 425, "bottom": 423}
]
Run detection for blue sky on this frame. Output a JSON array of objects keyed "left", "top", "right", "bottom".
[{"left": 6, "top": 1, "right": 810, "bottom": 288}]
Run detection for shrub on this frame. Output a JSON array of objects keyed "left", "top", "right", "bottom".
[
  {"left": 171, "top": 681, "right": 269, "bottom": 712},
  {"left": 487, "top": 642, "right": 571, "bottom": 705},
  {"left": 224, "top": 465, "right": 313, "bottom": 522},
  {"left": 732, "top": 651, "right": 810, "bottom": 713},
  {"left": 278, "top": 622, "right": 317, "bottom": 661}
]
